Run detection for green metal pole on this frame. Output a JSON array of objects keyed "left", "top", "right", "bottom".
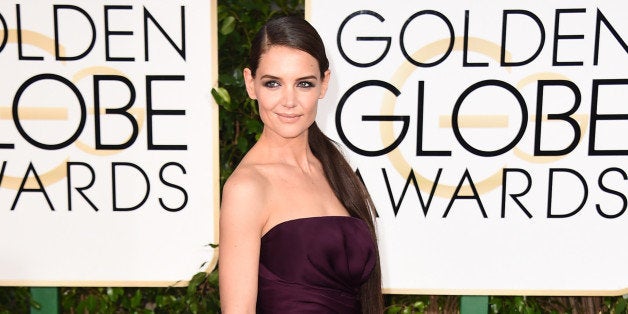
[
  {"left": 460, "top": 295, "right": 489, "bottom": 314},
  {"left": 30, "top": 287, "right": 59, "bottom": 314}
]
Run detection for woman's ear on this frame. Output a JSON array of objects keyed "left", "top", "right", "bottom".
[
  {"left": 319, "top": 69, "right": 331, "bottom": 99},
  {"left": 243, "top": 68, "right": 257, "bottom": 99}
]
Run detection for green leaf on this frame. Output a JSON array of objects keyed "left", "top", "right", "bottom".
[
  {"left": 107, "top": 287, "right": 123, "bottom": 303},
  {"left": 84, "top": 295, "right": 97, "bottom": 311},
  {"left": 244, "top": 118, "right": 262, "bottom": 135},
  {"left": 211, "top": 87, "right": 231, "bottom": 108},
  {"left": 189, "top": 300, "right": 199, "bottom": 313},
  {"left": 131, "top": 289, "right": 142, "bottom": 308},
  {"left": 412, "top": 300, "right": 425, "bottom": 311},
  {"left": 220, "top": 16, "right": 236, "bottom": 35},
  {"left": 208, "top": 269, "right": 219, "bottom": 286},
  {"left": 237, "top": 136, "right": 249, "bottom": 153},
  {"left": 30, "top": 301, "right": 41, "bottom": 310},
  {"left": 187, "top": 272, "right": 207, "bottom": 295},
  {"left": 616, "top": 298, "right": 627, "bottom": 313}
]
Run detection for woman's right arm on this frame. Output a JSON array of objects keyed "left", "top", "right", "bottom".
[{"left": 219, "top": 172, "right": 267, "bottom": 313}]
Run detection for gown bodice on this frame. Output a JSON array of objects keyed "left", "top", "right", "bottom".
[{"left": 257, "top": 216, "right": 376, "bottom": 313}]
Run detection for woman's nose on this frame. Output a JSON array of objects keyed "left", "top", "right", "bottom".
[{"left": 282, "top": 87, "right": 297, "bottom": 108}]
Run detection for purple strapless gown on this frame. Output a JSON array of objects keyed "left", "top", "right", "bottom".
[{"left": 257, "top": 216, "right": 376, "bottom": 313}]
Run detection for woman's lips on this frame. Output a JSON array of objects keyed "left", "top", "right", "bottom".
[{"left": 276, "top": 112, "right": 302, "bottom": 123}]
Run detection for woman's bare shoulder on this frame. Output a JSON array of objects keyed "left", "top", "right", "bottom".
[
  {"left": 222, "top": 163, "right": 267, "bottom": 201},
  {"left": 225, "top": 150, "right": 290, "bottom": 188}
]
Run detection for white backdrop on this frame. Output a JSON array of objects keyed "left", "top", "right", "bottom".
[
  {"left": 0, "top": 1, "right": 218, "bottom": 286},
  {"left": 308, "top": 0, "right": 628, "bottom": 295}
]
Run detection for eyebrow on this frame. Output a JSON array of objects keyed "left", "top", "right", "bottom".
[{"left": 260, "top": 74, "right": 319, "bottom": 81}]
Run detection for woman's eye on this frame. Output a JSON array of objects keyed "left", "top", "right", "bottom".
[
  {"left": 297, "top": 81, "right": 314, "bottom": 88},
  {"left": 264, "top": 81, "right": 280, "bottom": 88}
]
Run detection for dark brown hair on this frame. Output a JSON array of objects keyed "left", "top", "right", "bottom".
[{"left": 248, "top": 15, "right": 383, "bottom": 313}]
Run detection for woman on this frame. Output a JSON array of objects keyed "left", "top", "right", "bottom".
[{"left": 219, "top": 16, "right": 382, "bottom": 313}]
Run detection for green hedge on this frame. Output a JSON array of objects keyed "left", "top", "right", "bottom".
[{"left": 1, "top": 0, "right": 626, "bottom": 313}]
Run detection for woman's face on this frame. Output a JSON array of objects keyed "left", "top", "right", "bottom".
[{"left": 244, "top": 45, "right": 330, "bottom": 140}]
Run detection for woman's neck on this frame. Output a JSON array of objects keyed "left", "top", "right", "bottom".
[{"left": 254, "top": 129, "right": 315, "bottom": 170}]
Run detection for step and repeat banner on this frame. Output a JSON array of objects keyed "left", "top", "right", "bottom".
[
  {"left": 0, "top": 1, "right": 218, "bottom": 286},
  {"left": 308, "top": 0, "right": 627, "bottom": 295}
]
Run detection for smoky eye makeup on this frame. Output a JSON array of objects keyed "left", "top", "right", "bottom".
[
  {"left": 297, "top": 81, "right": 315, "bottom": 88},
  {"left": 263, "top": 80, "right": 281, "bottom": 88}
]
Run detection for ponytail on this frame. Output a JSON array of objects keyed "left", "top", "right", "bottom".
[{"left": 308, "top": 122, "right": 383, "bottom": 313}]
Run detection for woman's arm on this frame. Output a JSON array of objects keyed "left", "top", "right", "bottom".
[{"left": 219, "top": 171, "right": 267, "bottom": 313}]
